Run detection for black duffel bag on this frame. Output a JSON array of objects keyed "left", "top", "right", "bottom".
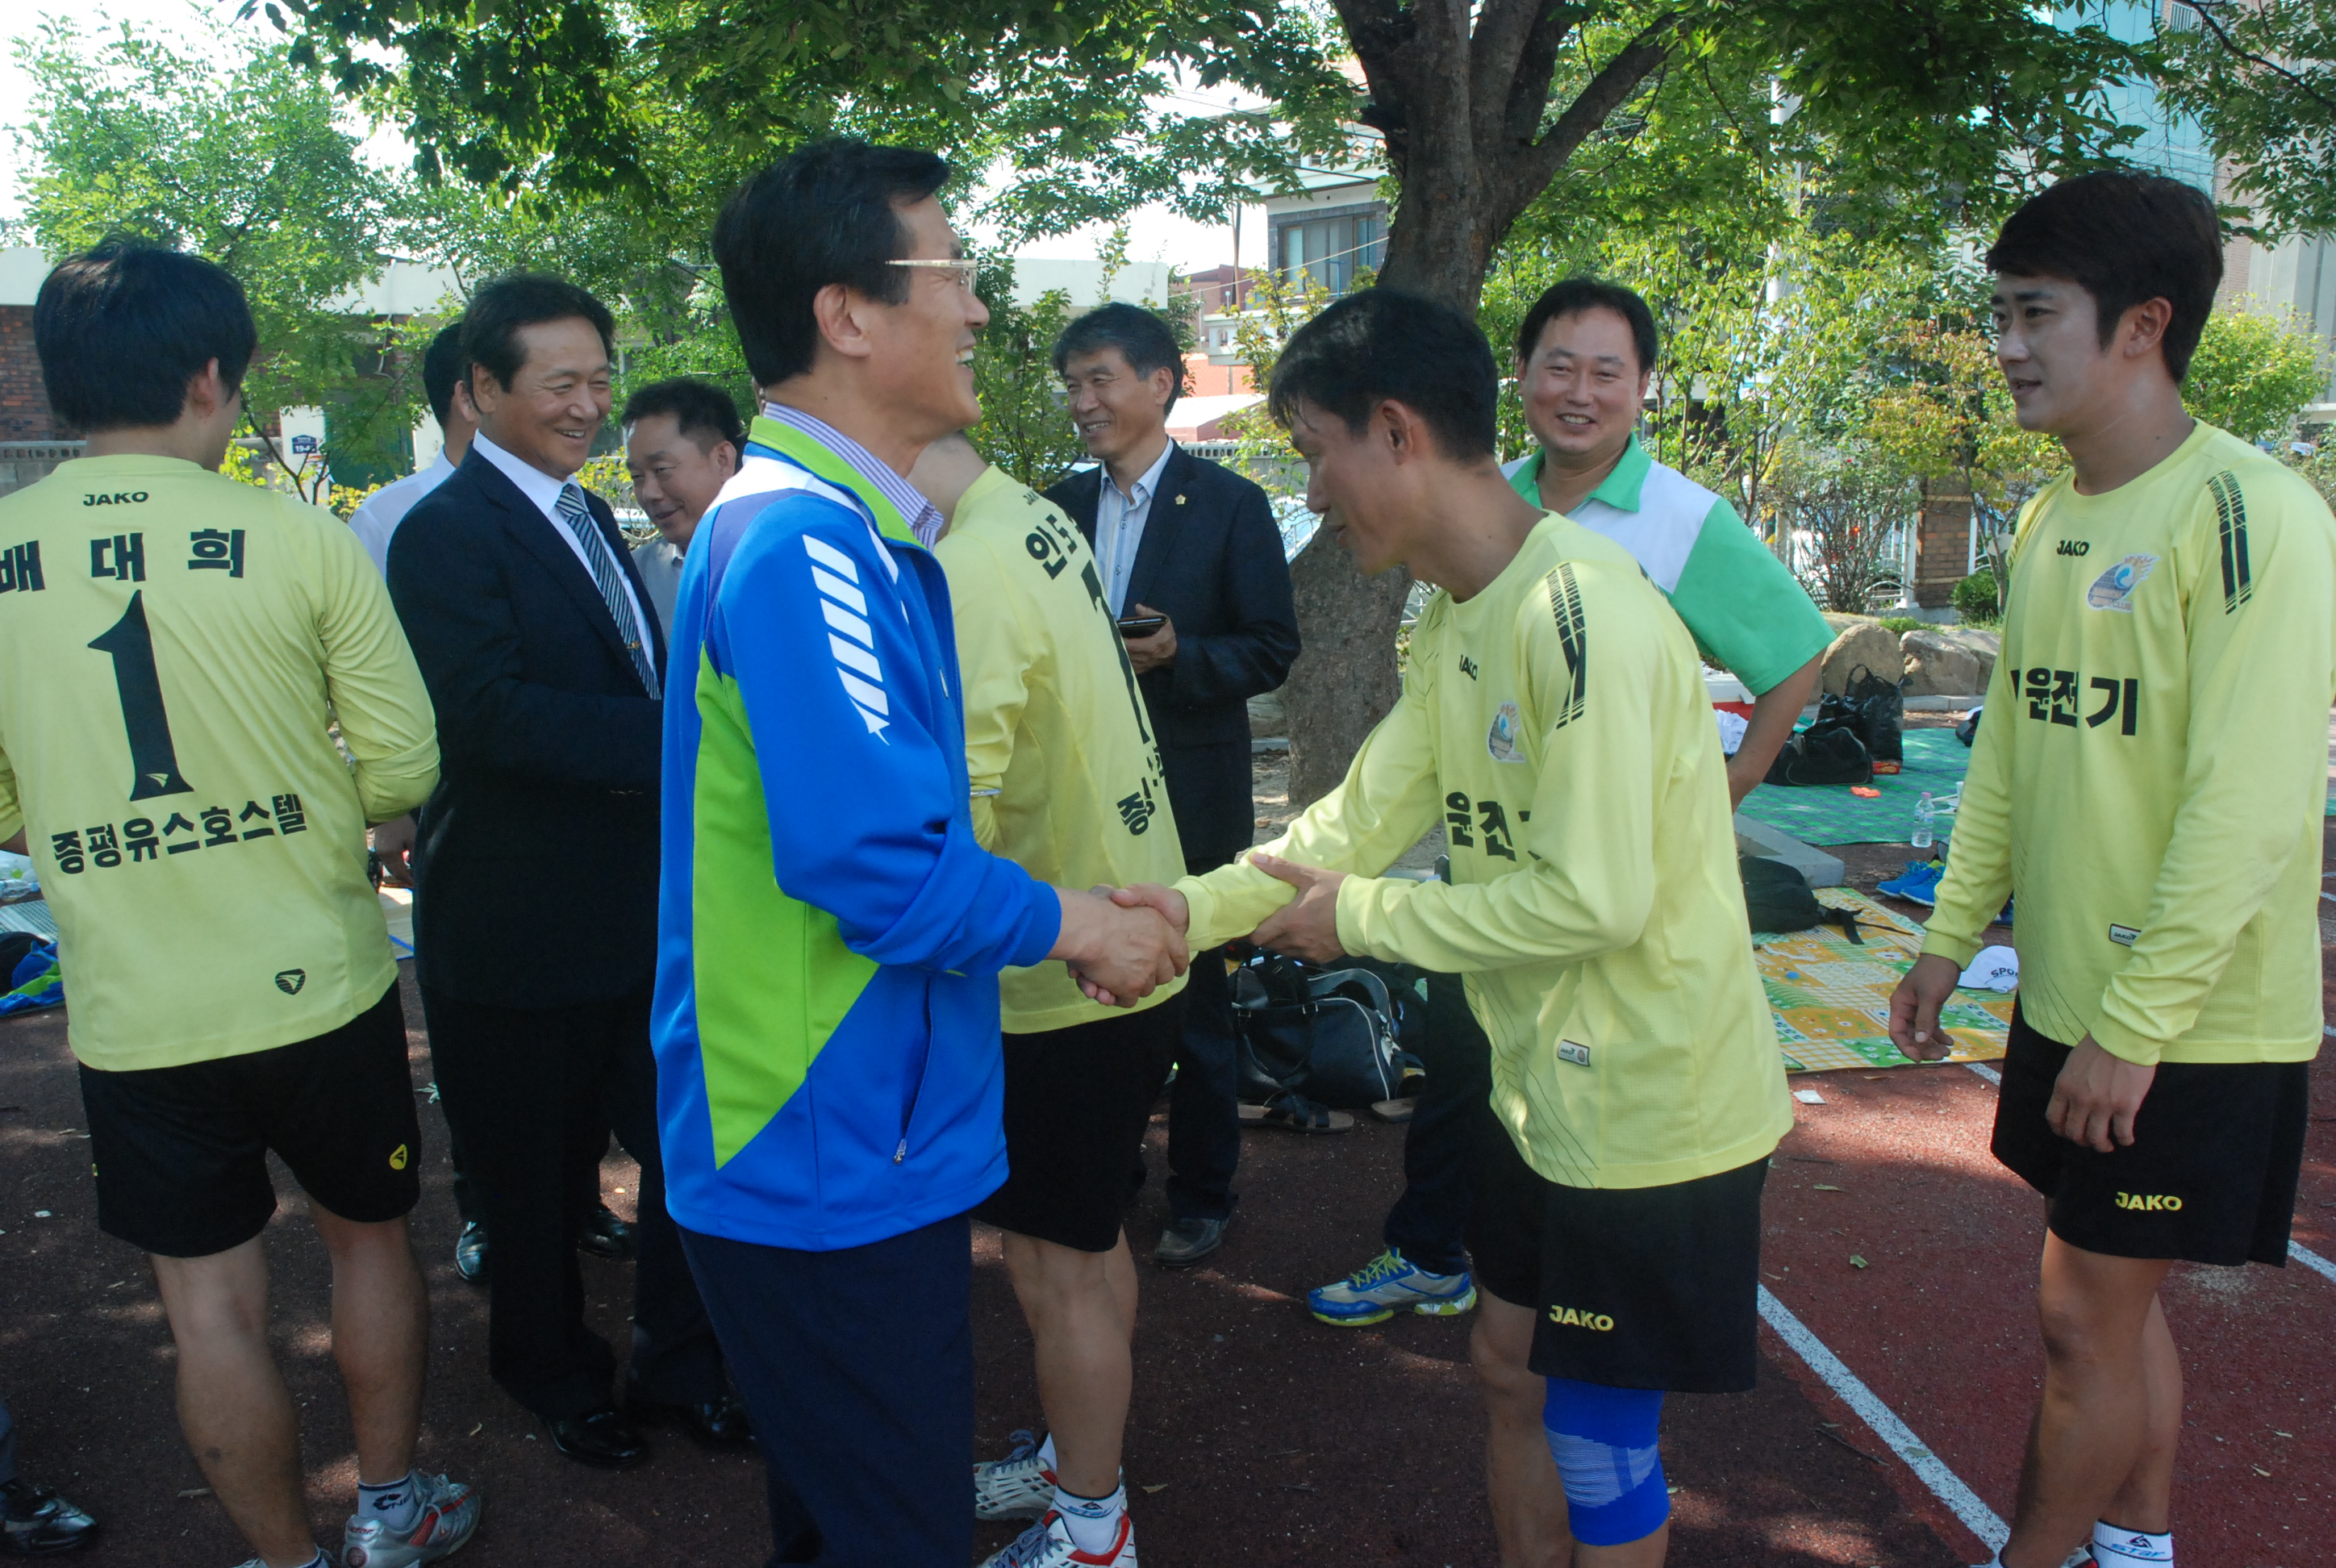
[
  {"left": 1231, "top": 953, "right": 1413, "bottom": 1111},
  {"left": 1763, "top": 721, "right": 1872, "bottom": 786},
  {"left": 1811, "top": 663, "right": 1904, "bottom": 764}
]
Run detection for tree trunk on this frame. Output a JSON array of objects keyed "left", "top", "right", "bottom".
[
  {"left": 1277, "top": 0, "right": 1679, "bottom": 801},
  {"left": 1282, "top": 536, "right": 1413, "bottom": 808},
  {"left": 1278, "top": 179, "right": 1484, "bottom": 811}
]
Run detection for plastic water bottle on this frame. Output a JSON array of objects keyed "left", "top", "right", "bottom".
[{"left": 1911, "top": 791, "right": 1935, "bottom": 850}]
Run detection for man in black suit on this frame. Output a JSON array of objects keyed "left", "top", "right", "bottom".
[
  {"left": 1046, "top": 303, "right": 1299, "bottom": 1267},
  {"left": 388, "top": 274, "right": 742, "bottom": 1469}
]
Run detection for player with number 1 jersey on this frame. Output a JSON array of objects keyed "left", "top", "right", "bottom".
[{"left": 0, "top": 457, "right": 439, "bottom": 1070}]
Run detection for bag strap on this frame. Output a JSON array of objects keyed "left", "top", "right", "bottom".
[{"left": 1308, "top": 966, "right": 1394, "bottom": 1020}]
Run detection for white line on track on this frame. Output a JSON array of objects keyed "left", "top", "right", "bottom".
[
  {"left": 1964, "top": 1057, "right": 2336, "bottom": 1285},
  {"left": 1758, "top": 1286, "right": 2009, "bottom": 1552},
  {"left": 2291, "top": 1243, "right": 2336, "bottom": 1285}
]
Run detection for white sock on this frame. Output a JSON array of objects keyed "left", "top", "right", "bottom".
[
  {"left": 2092, "top": 1521, "right": 2173, "bottom": 1566},
  {"left": 1053, "top": 1482, "right": 1126, "bottom": 1556},
  {"left": 1037, "top": 1433, "right": 1057, "bottom": 1471},
  {"left": 357, "top": 1470, "right": 421, "bottom": 1532}
]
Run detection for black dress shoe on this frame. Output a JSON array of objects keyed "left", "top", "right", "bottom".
[
  {"left": 0, "top": 1478, "right": 98, "bottom": 1556},
  {"left": 576, "top": 1203, "right": 635, "bottom": 1261},
  {"left": 453, "top": 1220, "right": 488, "bottom": 1286},
  {"left": 628, "top": 1391, "right": 753, "bottom": 1450},
  {"left": 549, "top": 1407, "right": 649, "bottom": 1470}
]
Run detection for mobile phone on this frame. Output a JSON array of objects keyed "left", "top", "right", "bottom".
[{"left": 1116, "top": 615, "right": 1166, "bottom": 636}]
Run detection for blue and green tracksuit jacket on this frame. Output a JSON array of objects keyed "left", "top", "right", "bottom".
[{"left": 652, "top": 425, "right": 1062, "bottom": 1251}]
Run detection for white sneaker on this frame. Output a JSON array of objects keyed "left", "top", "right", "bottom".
[
  {"left": 982, "top": 1510, "right": 1137, "bottom": 1567},
  {"left": 342, "top": 1471, "right": 482, "bottom": 1567},
  {"left": 974, "top": 1430, "right": 1057, "bottom": 1521}
]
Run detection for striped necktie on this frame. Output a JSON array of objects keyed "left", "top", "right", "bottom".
[{"left": 556, "top": 482, "right": 658, "bottom": 694}]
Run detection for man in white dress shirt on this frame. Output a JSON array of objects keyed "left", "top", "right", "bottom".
[
  {"left": 1043, "top": 302, "right": 1299, "bottom": 1270},
  {"left": 348, "top": 321, "right": 475, "bottom": 576},
  {"left": 619, "top": 377, "right": 744, "bottom": 636}
]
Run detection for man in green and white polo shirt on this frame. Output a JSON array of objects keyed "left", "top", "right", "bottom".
[
  {"left": 1503, "top": 277, "right": 1830, "bottom": 806},
  {"left": 1300, "top": 277, "right": 1833, "bottom": 1334}
]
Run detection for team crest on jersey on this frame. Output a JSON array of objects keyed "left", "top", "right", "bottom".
[
  {"left": 1487, "top": 701, "right": 1525, "bottom": 763},
  {"left": 2084, "top": 553, "right": 2157, "bottom": 612}
]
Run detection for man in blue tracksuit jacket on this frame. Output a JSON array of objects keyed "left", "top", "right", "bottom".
[{"left": 652, "top": 140, "right": 1184, "bottom": 1566}]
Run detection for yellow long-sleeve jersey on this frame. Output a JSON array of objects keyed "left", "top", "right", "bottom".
[
  {"left": 1180, "top": 512, "right": 1790, "bottom": 1190},
  {"left": 1923, "top": 422, "right": 2335, "bottom": 1067},
  {"left": 0, "top": 456, "right": 439, "bottom": 1071},
  {"left": 934, "top": 465, "right": 1187, "bottom": 1032}
]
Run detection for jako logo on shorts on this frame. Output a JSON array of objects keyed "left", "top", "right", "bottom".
[
  {"left": 1548, "top": 1306, "right": 1616, "bottom": 1331},
  {"left": 2113, "top": 1192, "right": 2183, "bottom": 1211}
]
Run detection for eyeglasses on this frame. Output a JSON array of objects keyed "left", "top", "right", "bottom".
[{"left": 888, "top": 257, "right": 979, "bottom": 291}]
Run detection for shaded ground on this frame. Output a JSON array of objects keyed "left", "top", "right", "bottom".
[
  {"left": 0, "top": 728, "right": 2324, "bottom": 1566},
  {"left": 3, "top": 963, "right": 1952, "bottom": 1568}
]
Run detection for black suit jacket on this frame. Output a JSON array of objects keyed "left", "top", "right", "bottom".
[
  {"left": 386, "top": 448, "right": 667, "bottom": 1008},
  {"left": 1047, "top": 444, "right": 1298, "bottom": 864}
]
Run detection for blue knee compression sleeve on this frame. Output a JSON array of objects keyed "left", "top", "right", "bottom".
[{"left": 1544, "top": 1378, "right": 1669, "bottom": 1547}]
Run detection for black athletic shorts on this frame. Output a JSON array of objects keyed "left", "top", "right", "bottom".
[
  {"left": 79, "top": 984, "right": 421, "bottom": 1258},
  {"left": 1992, "top": 1005, "right": 2309, "bottom": 1267},
  {"left": 974, "top": 994, "right": 1184, "bottom": 1253},
  {"left": 1468, "top": 1114, "right": 1767, "bottom": 1393}
]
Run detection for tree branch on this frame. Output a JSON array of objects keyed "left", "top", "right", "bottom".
[
  {"left": 1409, "top": 0, "right": 1478, "bottom": 178},
  {"left": 1468, "top": 0, "right": 1547, "bottom": 153},
  {"left": 1508, "top": 15, "right": 1679, "bottom": 203},
  {"left": 1332, "top": 0, "right": 1418, "bottom": 175},
  {"left": 1504, "top": 3, "right": 1587, "bottom": 148},
  {"left": 2175, "top": 0, "right": 2336, "bottom": 119},
  {"left": 1330, "top": 0, "right": 1412, "bottom": 84}
]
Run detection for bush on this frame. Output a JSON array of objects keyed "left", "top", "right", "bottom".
[
  {"left": 1875, "top": 615, "right": 1925, "bottom": 636},
  {"left": 2288, "top": 443, "right": 2336, "bottom": 510},
  {"left": 2183, "top": 305, "right": 2327, "bottom": 446},
  {"left": 1951, "top": 571, "right": 2000, "bottom": 623}
]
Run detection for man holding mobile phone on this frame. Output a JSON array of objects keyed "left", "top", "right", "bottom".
[{"left": 1046, "top": 303, "right": 1299, "bottom": 1268}]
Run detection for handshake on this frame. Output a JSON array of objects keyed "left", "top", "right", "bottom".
[
  {"left": 1052, "top": 883, "right": 1191, "bottom": 1007},
  {"left": 1051, "top": 853, "right": 1353, "bottom": 1007}
]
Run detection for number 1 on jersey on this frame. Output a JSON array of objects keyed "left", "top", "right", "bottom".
[{"left": 90, "top": 590, "right": 193, "bottom": 800}]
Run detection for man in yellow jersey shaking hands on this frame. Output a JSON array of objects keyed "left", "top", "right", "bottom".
[{"left": 1109, "top": 290, "right": 1791, "bottom": 1568}]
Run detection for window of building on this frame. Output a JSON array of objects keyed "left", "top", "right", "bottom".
[{"left": 1273, "top": 205, "right": 1387, "bottom": 295}]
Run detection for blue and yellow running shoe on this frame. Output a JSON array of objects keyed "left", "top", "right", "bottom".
[
  {"left": 1876, "top": 860, "right": 1944, "bottom": 906},
  {"left": 1308, "top": 1248, "right": 1476, "bottom": 1326}
]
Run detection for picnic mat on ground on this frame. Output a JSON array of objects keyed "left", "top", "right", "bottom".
[
  {"left": 1753, "top": 889, "right": 2011, "bottom": 1072},
  {"left": 1735, "top": 728, "right": 1971, "bottom": 846}
]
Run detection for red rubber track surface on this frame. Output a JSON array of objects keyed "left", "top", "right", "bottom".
[
  {"left": 0, "top": 817, "right": 2325, "bottom": 1566},
  {"left": 0, "top": 970, "right": 1946, "bottom": 1567},
  {"left": 1788, "top": 819, "right": 2336, "bottom": 1567}
]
